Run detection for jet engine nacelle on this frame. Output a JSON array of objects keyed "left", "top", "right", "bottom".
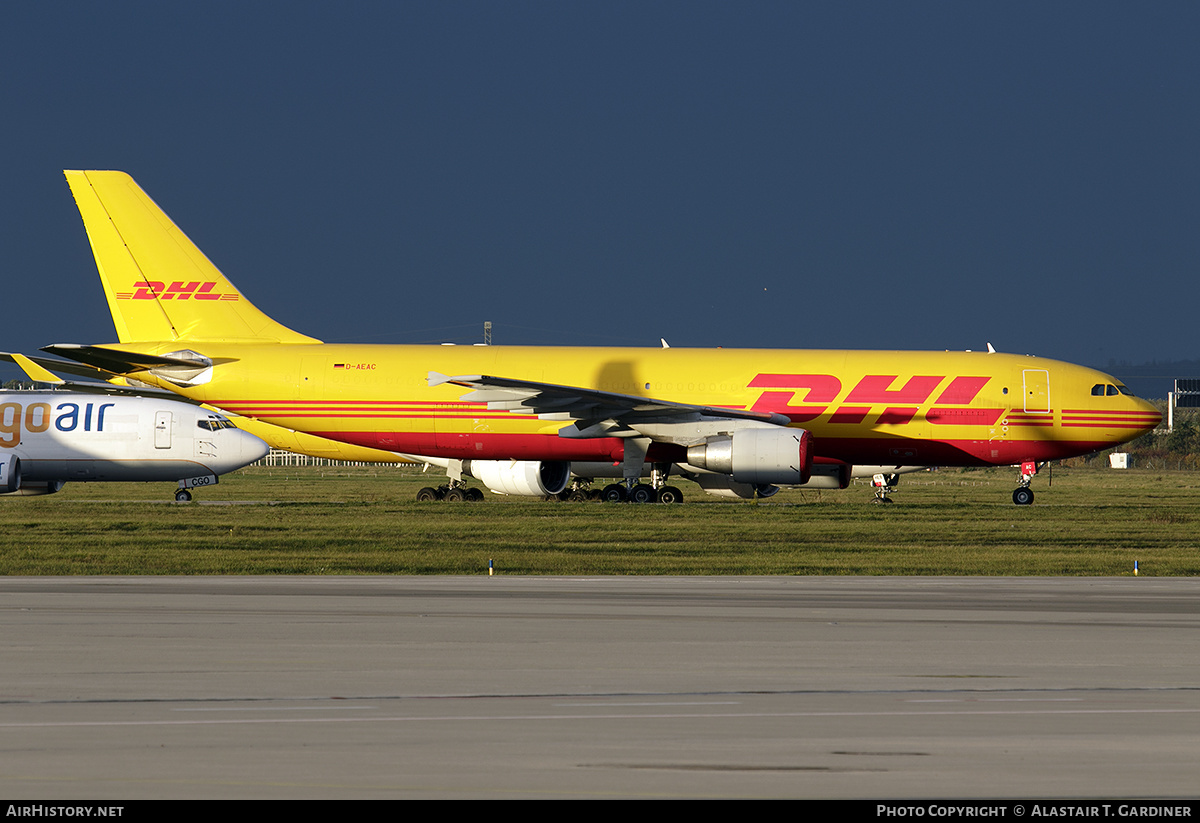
[
  {"left": 690, "top": 473, "right": 780, "bottom": 499},
  {"left": 3, "top": 480, "right": 65, "bottom": 497},
  {"left": 468, "top": 460, "right": 571, "bottom": 497},
  {"left": 0, "top": 453, "right": 20, "bottom": 493},
  {"left": 686, "top": 427, "right": 813, "bottom": 485},
  {"left": 805, "top": 461, "right": 853, "bottom": 490}
]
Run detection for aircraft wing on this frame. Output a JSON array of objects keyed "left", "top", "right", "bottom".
[{"left": 429, "top": 372, "right": 791, "bottom": 444}]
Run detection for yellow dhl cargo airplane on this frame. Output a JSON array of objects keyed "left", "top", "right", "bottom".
[{"left": 43, "top": 170, "right": 1161, "bottom": 505}]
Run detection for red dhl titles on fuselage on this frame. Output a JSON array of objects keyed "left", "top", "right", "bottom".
[{"left": 163, "top": 346, "right": 1159, "bottom": 468}]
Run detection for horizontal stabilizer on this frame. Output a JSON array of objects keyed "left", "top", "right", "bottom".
[
  {"left": 40, "top": 344, "right": 224, "bottom": 376},
  {"left": 1, "top": 353, "right": 65, "bottom": 384},
  {"left": 1, "top": 351, "right": 199, "bottom": 400}
]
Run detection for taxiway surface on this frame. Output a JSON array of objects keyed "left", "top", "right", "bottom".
[{"left": 0, "top": 576, "right": 1196, "bottom": 799}]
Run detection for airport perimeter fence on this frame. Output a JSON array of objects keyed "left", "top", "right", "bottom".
[{"left": 252, "top": 448, "right": 408, "bottom": 468}]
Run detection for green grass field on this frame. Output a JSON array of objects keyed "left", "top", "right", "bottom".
[{"left": 1, "top": 464, "right": 1197, "bottom": 576}]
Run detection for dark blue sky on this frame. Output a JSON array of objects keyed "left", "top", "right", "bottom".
[{"left": 4, "top": 2, "right": 1199, "bottom": 382}]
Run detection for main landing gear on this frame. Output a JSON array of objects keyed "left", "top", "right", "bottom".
[
  {"left": 416, "top": 482, "right": 484, "bottom": 502},
  {"left": 597, "top": 462, "right": 684, "bottom": 504},
  {"left": 1012, "top": 460, "right": 1039, "bottom": 506},
  {"left": 597, "top": 481, "right": 684, "bottom": 504}
]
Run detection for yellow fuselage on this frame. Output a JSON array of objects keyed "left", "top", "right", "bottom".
[{"left": 115, "top": 341, "right": 1160, "bottom": 468}]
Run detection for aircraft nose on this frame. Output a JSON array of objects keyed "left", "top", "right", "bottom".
[
  {"left": 236, "top": 429, "right": 271, "bottom": 466},
  {"left": 1137, "top": 397, "right": 1163, "bottom": 431},
  {"left": 215, "top": 428, "right": 270, "bottom": 471}
]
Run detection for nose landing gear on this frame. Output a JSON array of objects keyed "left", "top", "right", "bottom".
[
  {"left": 871, "top": 473, "right": 899, "bottom": 504},
  {"left": 1012, "top": 460, "right": 1039, "bottom": 505}
]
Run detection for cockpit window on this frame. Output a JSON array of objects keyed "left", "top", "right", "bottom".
[
  {"left": 1091, "top": 384, "right": 1105, "bottom": 396},
  {"left": 197, "top": 416, "right": 237, "bottom": 431},
  {"left": 1092, "top": 383, "right": 1131, "bottom": 397}
]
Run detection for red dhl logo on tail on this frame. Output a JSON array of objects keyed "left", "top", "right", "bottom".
[{"left": 115, "top": 281, "right": 240, "bottom": 301}]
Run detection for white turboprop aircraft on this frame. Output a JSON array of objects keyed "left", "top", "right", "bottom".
[{"left": 1, "top": 354, "right": 269, "bottom": 500}]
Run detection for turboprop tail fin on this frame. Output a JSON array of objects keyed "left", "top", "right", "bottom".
[{"left": 64, "top": 170, "right": 320, "bottom": 345}]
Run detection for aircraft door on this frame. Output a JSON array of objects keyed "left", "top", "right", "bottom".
[
  {"left": 1023, "top": 369, "right": 1050, "bottom": 414},
  {"left": 154, "top": 411, "right": 173, "bottom": 449}
]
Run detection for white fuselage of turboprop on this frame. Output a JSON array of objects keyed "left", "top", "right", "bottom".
[{"left": 0, "top": 391, "right": 268, "bottom": 495}]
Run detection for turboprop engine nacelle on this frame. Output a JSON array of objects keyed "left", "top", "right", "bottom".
[
  {"left": 468, "top": 460, "right": 571, "bottom": 497},
  {"left": 686, "top": 428, "right": 812, "bottom": 486}
]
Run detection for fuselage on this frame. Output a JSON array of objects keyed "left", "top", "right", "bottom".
[
  {"left": 106, "top": 342, "right": 1161, "bottom": 469},
  {"left": 0, "top": 391, "right": 269, "bottom": 484}
]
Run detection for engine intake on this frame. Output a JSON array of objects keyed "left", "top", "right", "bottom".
[{"left": 468, "top": 460, "right": 571, "bottom": 497}]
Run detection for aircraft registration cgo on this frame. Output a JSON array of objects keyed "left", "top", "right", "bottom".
[{"left": 38, "top": 170, "right": 1160, "bottom": 505}]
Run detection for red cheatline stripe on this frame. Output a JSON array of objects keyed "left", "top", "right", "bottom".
[
  {"left": 1062, "top": 415, "right": 1160, "bottom": 422},
  {"left": 233, "top": 413, "right": 517, "bottom": 420},
  {"left": 1063, "top": 422, "right": 1156, "bottom": 429},
  {"left": 215, "top": 405, "right": 486, "bottom": 413},
  {"left": 212, "top": 400, "right": 483, "bottom": 406},
  {"left": 221, "top": 406, "right": 480, "bottom": 413}
]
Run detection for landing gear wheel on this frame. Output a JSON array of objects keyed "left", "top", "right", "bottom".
[
  {"left": 416, "top": 487, "right": 439, "bottom": 502},
  {"left": 1013, "top": 487, "right": 1034, "bottom": 506},
  {"left": 445, "top": 488, "right": 466, "bottom": 502},
  {"left": 658, "top": 485, "right": 684, "bottom": 504},
  {"left": 601, "top": 483, "right": 628, "bottom": 503},
  {"left": 174, "top": 489, "right": 192, "bottom": 502},
  {"left": 870, "top": 473, "right": 899, "bottom": 504},
  {"left": 567, "top": 489, "right": 590, "bottom": 502},
  {"left": 467, "top": 487, "right": 484, "bottom": 501},
  {"left": 629, "top": 484, "right": 658, "bottom": 504}
]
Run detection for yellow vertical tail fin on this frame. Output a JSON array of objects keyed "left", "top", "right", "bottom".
[{"left": 64, "top": 170, "right": 320, "bottom": 345}]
